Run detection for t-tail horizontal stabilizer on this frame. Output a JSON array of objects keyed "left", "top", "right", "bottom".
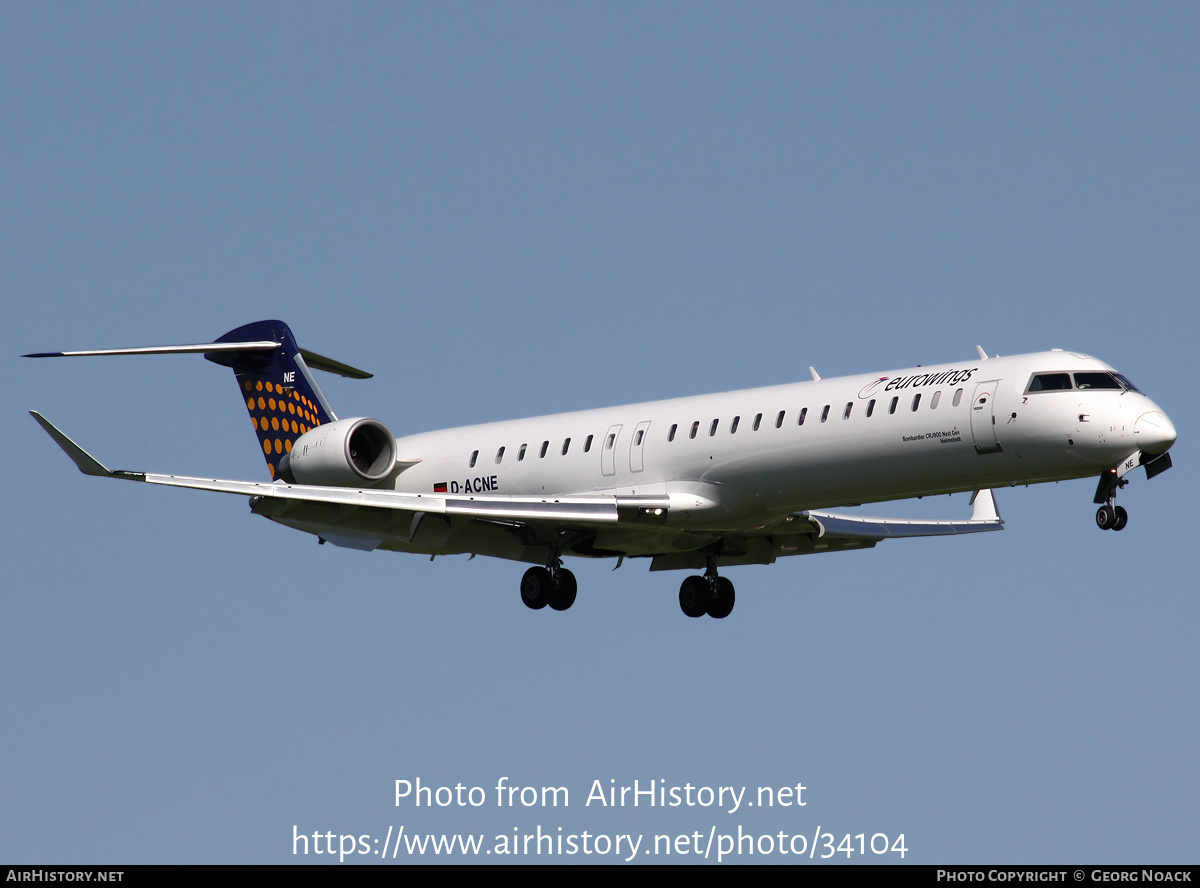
[
  {"left": 23, "top": 341, "right": 280, "bottom": 359},
  {"left": 23, "top": 330, "right": 371, "bottom": 379}
]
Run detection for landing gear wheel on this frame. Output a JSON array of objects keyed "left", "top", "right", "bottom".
[
  {"left": 679, "top": 575, "right": 708, "bottom": 618},
  {"left": 1112, "top": 506, "right": 1128, "bottom": 532},
  {"left": 520, "top": 566, "right": 552, "bottom": 609},
  {"left": 548, "top": 568, "right": 577, "bottom": 611},
  {"left": 1096, "top": 504, "right": 1117, "bottom": 530},
  {"left": 708, "top": 577, "right": 735, "bottom": 619}
]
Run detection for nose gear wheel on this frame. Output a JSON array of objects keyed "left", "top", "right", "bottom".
[
  {"left": 1093, "top": 470, "right": 1130, "bottom": 532},
  {"left": 1096, "top": 504, "right": 1128, "bottom": 531}
]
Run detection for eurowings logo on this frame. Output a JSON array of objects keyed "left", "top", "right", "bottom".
[{"left": 858, "top": 377, "right": 890, "bottom": 399}]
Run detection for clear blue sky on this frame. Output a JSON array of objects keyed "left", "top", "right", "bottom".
[{"left": 3, "top": 3, "right": 1196, "bottom": 863}]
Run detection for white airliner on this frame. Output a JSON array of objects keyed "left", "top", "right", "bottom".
[{"left": 27, "top": 320, "right": 1176, "bottom": 618}]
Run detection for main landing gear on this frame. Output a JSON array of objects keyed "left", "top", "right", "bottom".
[
  {"left": 520, "top": 559, "right": 577, "bottom": 612},
  {"left": 518, "top": 552, "right": 738, "bottom": 618},
  {"left": 1093, "top": 469, "right": 1129, "bottom": 532},
  {"left": 678, "top": 561, "right": 736, "bottom": 619}
]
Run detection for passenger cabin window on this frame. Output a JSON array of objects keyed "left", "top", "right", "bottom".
[
  {"left": 775, "top": 410, "right": 785, "bottom": 428},
  {"left": 911, "top": 393, "right": 921, "bottom": 411},
  {"left": 821, "top": 405, "right": 830, "bottom": 423},
  {"left": 953, "top": 389, "right": 963, "bottom": 406},
  {"left": 843, "top": 402, "right": 853, "bottom": 420},
  {"left": 798, "top": 407, "right": 807, "bottom": 426},
  {"left": 690, "top": 421, "right": 700, "bottom": 439},
  {"left": 730, "top": 416, "right": 740, "bottom": 434},
  {"left": 753, "top": 413, "right": 762, "bottom": 431},
  {"left": 469, "top": 450, "right": 478, "bottom": 468},
  {"left": 866, "top": 399, "right": 875, "bottom": 417},
  {"left": 606, "top": 433, "right": 615, "bottom": 450},
  {"left": 709, "top": 419, "right": 719, "bottom": 436},
  {"left": 634, "top": 429, "right": 643, "bottom": 446},
  {"left": 931, "top": 391, "right": 941, "bottom": 409},
  {"left": 1028, "top": 373, "right": 1072, "bottom": 392},
  {"left": 562, "top": 438, "right": 571, "bottom": 455},
  {"left": 495, "top": 446, "right": 505, "bottom": 464},
  {"left": 1074, "top": 372, "right": 1122, "bottom": 390},
  {"left": 584, "top": 435, "right": 593, "bottom": 452},
  {"left": 540, "top": 440, "right": 549, "bottom": 458},
  {"left": 889, "top": 396, "right": 899, "bottom": 414},
  {"left": 518, "top": 444, "right": 527, "bottom": 461},
  {"left": 668, "top": 424, "right": 677, "bottom": 442}
]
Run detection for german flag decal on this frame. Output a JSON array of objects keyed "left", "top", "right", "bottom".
[{"left": 433, "top": 482, "right": 448, "bottom": 493}]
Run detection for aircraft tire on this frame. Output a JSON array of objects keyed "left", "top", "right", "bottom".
[
  {"left": 520, "top": 566, "right": 552, "bottom": 609},
  {"left": 548, "top": 569, "right": 578, "bottom": 611},
  {"left": 708, "top": 577, "right": 735, "bottom": 619},
  {"left": 1112, "top": 506, "right": 1128, "bottom": 531},
  {"left": 679, "top": 575, "right": 708, "bottom": 618},
  {"left": 1095, "top": 505, "right": 1116, "bottom": 530}
]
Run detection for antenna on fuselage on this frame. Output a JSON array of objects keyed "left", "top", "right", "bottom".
[
  {"left": 976, "top": 345, "right": 988, "bottom": 360},
  {"left": 809, "top": 367, "right": 821, "bottom": 381}
]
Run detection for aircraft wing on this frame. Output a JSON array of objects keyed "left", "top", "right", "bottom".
[
  {"left": 30, "top": 412, "right": 670, "bottom": 526},
  {"left": 791, "top": 489, "right": 1003, "bottom": 540},
  {"left": 644, "top": 490, "right": 1003, "bottom": 571}
]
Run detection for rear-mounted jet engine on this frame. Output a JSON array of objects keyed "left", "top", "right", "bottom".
[{"left": 277, "top": 418, "right": 396, "bottom": 487}]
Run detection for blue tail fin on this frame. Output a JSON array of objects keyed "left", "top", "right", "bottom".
[{"left": 206, "top": 320, "right": 340, "bottom": 479}]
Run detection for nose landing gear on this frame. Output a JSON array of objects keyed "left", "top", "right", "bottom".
[
  {"left": 1093, "top": 470, "right": 1129, "bottom": 532},
  {"left": 1095, "top": 503, "right": 1128, "bottom": 531}
]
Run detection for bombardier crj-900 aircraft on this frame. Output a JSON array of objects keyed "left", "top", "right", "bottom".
[{"left": 28, "top": 320, "right": 1176, "bottom": 619}]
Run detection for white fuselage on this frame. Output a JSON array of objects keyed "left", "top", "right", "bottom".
[{"left": 389, "top": 349, "right": 1173, "bottom": 533}]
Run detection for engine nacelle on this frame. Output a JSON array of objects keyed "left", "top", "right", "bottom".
[{"left": 277, "top": 418, "right": 397, "bottom": 487}]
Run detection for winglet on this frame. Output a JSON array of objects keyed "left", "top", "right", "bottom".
[{"left": 30, "top": 411, "right": 116, "bottom": 477}]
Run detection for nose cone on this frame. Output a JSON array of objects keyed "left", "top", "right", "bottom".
[{"left": 1135, "top": 410, "right": 1177, "bottom": 455}]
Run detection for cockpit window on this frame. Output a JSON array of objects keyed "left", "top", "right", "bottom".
[
  {"left": 1112, "top": 373, "right": 1141, "bottom": 393},
  {"left": 1074, "top": 372, "right": 1122, "bottom": 390},
  {"left": 1028, "top": 373, "right": 1072, "bottom": 392}
]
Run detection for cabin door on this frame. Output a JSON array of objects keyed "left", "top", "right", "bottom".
[{"left": 969, "top": 380, "right": 1003, "bottom": 453}]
